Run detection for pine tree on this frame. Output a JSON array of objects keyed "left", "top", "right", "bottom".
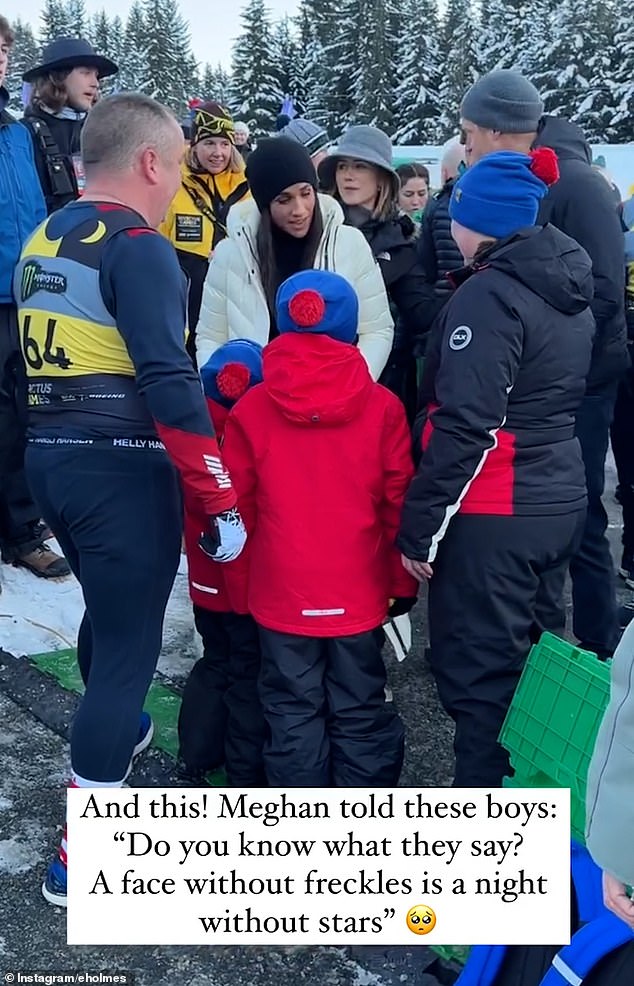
[
  {"left": 347, "top": 0, "right": 397, "bottom": 133},
  {"left": 201, "top": 64, "right": 215, "bottom": 98},
  {"left": 118, "top": 1, "right": 149, "bottom": 93},
  {"left": 88, "top": 11, "right": 123, "bottom": 95},
  {"left": 5, "top": 19, "right": 39, "bottom": 110},
  {"left": 518, "top": 0, "right": 554, "bottom": 80},
  {"left": 393, "top": 0, "right": 441, "bottom": 143},
  {"left": 436, "top": 0, "right": 477, "bottom": 140},
  {"left": 611, "top": 5, "right": 634, "bottom": 141},
  {"left": 202, "top": 63, "right": 231, "bottom": 105},
  {"left": 109, "top": 16, "right": 125, "bottom": 86},
  {"left": 541, "top": 0, "right": 615, "bottom": 140},
  {"left": 477, "top": 0, "right": 526, "bottom": 74},
  {"left": 65, "top": 0, "right": 88, "bottom": 36},
  {"left": 301, "top": 0, "right": 350, "bottom": 137},
  {"left": 576, "top": 0, "right": 617, "bottom": 140},
  {"left": 39, "top": 0, "right": 73, "bottom": 45},
  {"left": 290, "top": 2, "right": 312, "bottom": 120},
  {"left": 272, "top": 16, "right": 301, "bottom": 113},
  {"left": 142, "top": 0, "right": 196, "bottom": 115},
  {"left": 228, "top": 0, "right": 282, "bottom": 137}
]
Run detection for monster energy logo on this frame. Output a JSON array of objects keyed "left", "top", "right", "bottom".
[{"left": 21, "top": 261, "right": 67, "bottom": 302}]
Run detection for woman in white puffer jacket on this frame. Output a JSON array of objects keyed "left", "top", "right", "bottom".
[{"left": 196, "top": 137, "right": 394, "bottom": 380}]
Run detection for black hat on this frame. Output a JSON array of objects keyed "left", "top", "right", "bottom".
[
  {"left": 191, "top": 101, "right": 235, "bottom": 145},
  {"left": 246, "top": 137, "right": 318, "bottom": 213},
  {"left": 23, "top": 38, "right": 118, "bottom": 83}
]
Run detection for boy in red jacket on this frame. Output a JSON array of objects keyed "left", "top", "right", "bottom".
[
  {"left": 222, "top": 270, "right": 417, "bottom": 787},
  {"left": 178, "top": 340, "right": 267, "bottom": 786}
]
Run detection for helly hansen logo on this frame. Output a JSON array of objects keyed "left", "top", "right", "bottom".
[
  {"left": 21, "top": 261, "right": 67, "bottom": 302},
  {"left": 203, "top": 454, "right": 232, "bottom": 490}
]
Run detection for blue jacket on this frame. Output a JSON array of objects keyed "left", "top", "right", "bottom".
[{"left": 0, "top": 86, "right": 46, "bottom": 304}]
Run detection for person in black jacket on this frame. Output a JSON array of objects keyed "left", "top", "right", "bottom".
[
  {"left": 417, "top": 138, "right": 466, "bottom": 334},
  {"left": 319, "top": 125, "right": 435, "bottom": 419},
  {"left": 397, "top": 149, "right": 595, "bottom": 788},
  {"left": 0, "top": 17, "right": 70, "bottom": 582},
  {"left": 21, "top": 37, "right": 118, "bottom": 214},
  {"left": 460, "top": 70, "right": 629, "bottom": 659}
]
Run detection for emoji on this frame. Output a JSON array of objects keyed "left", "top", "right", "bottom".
[{"left": 406, "top": 904, "right": 437, "bottom": 935}]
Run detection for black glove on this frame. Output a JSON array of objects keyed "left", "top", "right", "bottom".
[
  {"left": 388, "top": 597, "right": 418, "bottom": 618},
  {"left": 199, "top": 507, "right": 247, "bottom": 562}
]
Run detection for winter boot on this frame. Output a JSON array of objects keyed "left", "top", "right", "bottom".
[
  {"left": 34, "top": 520, "right": 54, "bottom": 541},
  {"left": 13, "top": 542, "right": 71, "bottom": 579}
]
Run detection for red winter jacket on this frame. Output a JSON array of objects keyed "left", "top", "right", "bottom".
[
  {"left": 184, "top": 399, "right": 241, "bottom": 612},
  {"left": 222, "top": 332, "right": 417, "bottom": 637}
]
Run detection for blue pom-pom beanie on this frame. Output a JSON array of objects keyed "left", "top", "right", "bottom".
[
  {"left": 200, "top": 339, "right": 264, "bottom": 409},
  {"left": 449, "top": 150, "right": 550, "bottom": 239},
  {"left": 276, "top": 270, "right": 359, "bottom": 344}
]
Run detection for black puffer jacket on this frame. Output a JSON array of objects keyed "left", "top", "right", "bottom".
[
  {"left": 535, "top": 117, "right": 629, "bottom": 393},
  {"left": 397, "top": 225, "right": 595, "bottom": 563},
  {"left": 21, "top": 105, "right": 85, "bottom": 214},
  {"left": 346, "top": 209, "right": 434, "bottom": 358},
  {"left": 345, "top": 207, "right": 435, "bottom": 416},
  {"left": 417, "top": 179, "right": 464, "bottom": 330},
  {"left": 350, "top": 209, "right": 435, "bottom": 347}
]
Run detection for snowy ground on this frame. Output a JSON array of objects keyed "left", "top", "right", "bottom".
[{"left": 0, "top": 547, "right": 201, "bottom": 676}]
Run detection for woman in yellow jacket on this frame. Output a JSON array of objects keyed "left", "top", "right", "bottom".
[{"left": 160, "top": 101, "right": 249, "bottom": 363}]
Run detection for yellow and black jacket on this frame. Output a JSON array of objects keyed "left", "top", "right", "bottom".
[{"left": 160, "top": 162, "right": 249, "bottom": 339}]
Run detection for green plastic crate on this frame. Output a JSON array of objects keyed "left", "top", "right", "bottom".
[
  {"left": 499, "top": 632, "right": 611, "bottom": 841},
  {"left": 430, "top": 944, "right": 471, "bottom": 967},
  {"left": 502, "top": 772, "right": 586, "bottom": 845}
]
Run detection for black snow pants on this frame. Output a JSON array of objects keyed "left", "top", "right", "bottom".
[
  {"left": 0, "top": 304, "right": 41, "bottom": 556},
  {"left": 428, "top": 511, "right": 585, "bottom": 789},
  {"left": 611, "top": 368, "right": 634, "bottom": 557},
  {"left": 178, "top": 606, "right": 267, "bottom": 786},
  {"left": 257, "top": 627, "right": 405, "bottom": 787}
]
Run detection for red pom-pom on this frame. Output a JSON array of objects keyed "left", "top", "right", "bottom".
[
  {"left": 288, "top": 289, "right": 326, "bottom": 328},
  {"left": 216, "top": 362, "right": 251, "bottom": 401},
  {"left": 529, "top": 147, "right": 560, "bottom": 186}
]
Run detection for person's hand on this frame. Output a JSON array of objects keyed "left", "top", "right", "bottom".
[
  {"left": 388, "top": 597, "right": 418, "bottom": 617},
  {"left": 401, "top": 555, "right": 433, "bottom": 582},
  {"left": 199, "top": 507, "right": 247, "bottom": 562},
  {"left": 603, "top": 872, "right": 634, "bottom": 927}
]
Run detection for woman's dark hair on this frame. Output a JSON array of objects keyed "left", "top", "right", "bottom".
[
  {"left": 396, "top": 162, "right": 430, "bottom": 187},
  {"left": 31, "top": 70, "right": 72, "bottom": 113},
  {"left": 256, "top": 193, "right": 324, "bottom": 315}
]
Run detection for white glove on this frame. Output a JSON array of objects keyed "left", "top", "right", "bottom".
[{"left": 199, "top": 507, "right": 247, "bottom": 563}]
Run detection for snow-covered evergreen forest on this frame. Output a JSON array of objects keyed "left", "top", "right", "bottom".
[{"left": 7, "top": 0, "right": 634, "bottom": 143}]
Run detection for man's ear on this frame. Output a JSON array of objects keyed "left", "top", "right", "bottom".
[{"left": 139, "top": 146, "right": 160, "bottom": 185}]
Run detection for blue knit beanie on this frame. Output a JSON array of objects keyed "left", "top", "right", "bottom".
[
  {"left": 276, "top": 270, "right": 359, "bottom": 344},
  {"left": 200, "top": 339, "right": 263, "bottom": 409},
  {"left": 449, "top": 148, "right": 559, "bottom": 239}
]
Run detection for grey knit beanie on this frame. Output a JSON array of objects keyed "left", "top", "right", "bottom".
[
  {"left": 279, "top": 118, "right": 330, "bottom": 157},
  {"left": 461, "top": 70, "right": 544, "bottom": 134}
]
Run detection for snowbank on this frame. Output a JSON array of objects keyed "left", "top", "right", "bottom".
[{"left": 0, "top": 549, "right": 199, "bottom": 678}]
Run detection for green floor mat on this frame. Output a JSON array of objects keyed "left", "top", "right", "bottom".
[{"left": 28, "top": 647, "right": 226, "bottom": 786}]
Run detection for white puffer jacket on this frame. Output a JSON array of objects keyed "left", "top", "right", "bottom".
[{"left": 196, "top": 194, "right": 394, "bottom": 380}]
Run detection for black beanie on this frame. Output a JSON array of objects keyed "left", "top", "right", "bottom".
[{"left": 246, "top": 137, "right": 318, "bottom": 213}]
